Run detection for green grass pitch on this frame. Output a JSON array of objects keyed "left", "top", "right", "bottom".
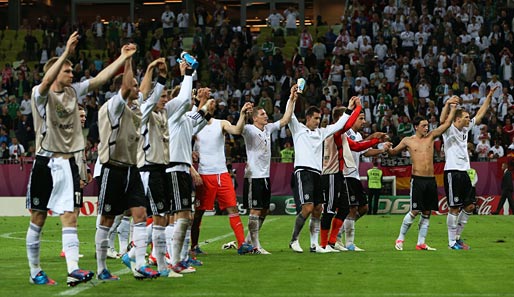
[{"left": 0, "top": 215, "right": 513, "bottom": 297}]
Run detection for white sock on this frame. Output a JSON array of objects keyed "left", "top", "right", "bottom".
[
  {"left": 180, "top": 227, "right": 191, "bottom": 262},
  {"left": 248, "top": 215, "right": 261, "bottom": 248},
  {"left": 152, "top": 226, "right": 166, "bottom": 272},
  {"left": 108, "top": 215, "right": 122, "bottom": 251},
  {"left": 456, "top": 210, "right": 471, "bottom": 239},
  {"left": 417, "top": 215, "right": 430, "bottom": 245},
  {"left": 172, "top": 218, "right": 189, "bottom": 265},
  {"left": 146, "top": 223, "right": 153, "bottom": 248},
  {"left": 398, "top": 212, "right": 415, "bottom": 241},
  {"left": 26, "top": 222, "right": 42, "bottom": 278},
  {"left": 62, "top": 227, "right": 80, "bottom": 273},
  {"left": 344, "top": 219, "right": 355, "bottom": 247},
  {"left": 165, "top": 223, "right": 174, "bottom": 260},
  {"left": 95, "top": 225, "right": 110, "bottom": 274},
  {"left": 118, "top": 216, "right": 131, "bottom": 254},
  {"left": 133, "top": 222, "right": 147, "bottom": 270},
  {"left": 337, "top": 223, "right": 344, "bottom": 242},
  {"left": 447, "top": 213, "right": 458, "bottom": 246},
  {"left": 309, "top": 217, "right": 320, "bottom": 248}
]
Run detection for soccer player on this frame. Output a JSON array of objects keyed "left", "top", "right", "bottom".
[
  {"left": 320, "top": 105, "right": 361, "bottom": 252},
  {"left": 288, "top": 96, "right": 357, "bottom": 253},
  {"left": 136, "top": 58, "right": 184, "bottom": 277},
  {"left": 388, "top": 98, "right": 458, "bottom": 251},
  {"left": 440, "top": 86, "right": 498, "bottom": 249},
  {"left": 241, "top": 84, "right": 298, "bottom": 254},
  {"left": 191, "top": 101, "right": 255, "bottom": 255},
  {"left": 26, "top": 31, "right": 126, "bottom": 286},
  {"left": 164, "top": 65, "right": 213, "bottom": 273},
  {"left": 95, "top": 47, "right": 162, "bottom": 280},
  {"left": 338, "top": 112, "right": 391, "bottom": 251}
]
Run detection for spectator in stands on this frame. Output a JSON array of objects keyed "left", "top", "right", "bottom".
[
  {"left": 0, "top": 141, "right": 9, "bottom": 161},
  {"left": 280, "top": 141, "right": 294, "bottom": 163},
  {"left": 91, "top": 15, "right": 105, "bottom": 50},
  {"left": 267, "top": 9, "right": 284, "bottom": 31},
  {"left": 283, "top": 6, "right": 298, "bottom": 36},
  {"left": 176, "top": 8, "right": 189, "bottom": 36},
  {"left": 8, "top": 137, "right": 24, "bottom": 162},
  {"left": 161, "top": 5, "right": 175, "bottom": 39}
]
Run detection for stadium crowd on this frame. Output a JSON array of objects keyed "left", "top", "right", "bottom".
[{"left": 0, "top": 0, "right": 514, "bottom": 166}]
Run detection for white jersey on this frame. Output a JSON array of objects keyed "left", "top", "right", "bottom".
[
  {"left": 288, "top": 107, "right": 350, "bottom": 173},
  {"left": 242, "top": 121, "right": 280, "bottom": 178},
  {"left": 343, "top": 128, "right": 366, "bottom": 179},
  {"left": 442, "top": 118, "right": 476, "bottom": 171},
  {"left": 195, "top": 119, "right": 228, "bottom": 174}
]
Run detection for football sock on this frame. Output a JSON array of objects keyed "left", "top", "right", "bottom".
[
  {"left": 191, "top": 215, "right": 202, "bottom": 248},
  {"left": 328, "top": 216, "right": 343, "bottom": 244},
  {"left": 320, "top": 213, "right": 333, "bottom": 247},
  {"left": 108, "top": 215, "right": 122, "bottom": 251},
  {"left": 228, "top": 213, "right": 245, "bottom": 247},
  {"left": 180, "top": 227, "right": 191, "bottom": 262},
  {"left": 309, "top": 217, "right": 321, "bottom": 248},
  {"left": 172, "top": 218, "right": 189, "bottom": 265},
  {"left": 152, "top": 225, "right": 166, "bottom": 272},
  {"left": 62, "top": 227, "right": 80, "bottom": 273},
  {"left": 456, "top": 210, "right": 471, "bottom": 239},
  {"left": 447, "top": 213, "right": 458, "bottom": 246},
  {"left": 118, "top": 216, "right": 131, "bottom": 254},
  {"left": 398, "top": 212, "right": 415, "bottom": 241},
  {"left": 26, "top": 222, "right": 42, "bottom": 278},
  {"left": 165, "top": 223, "right": 174, "bottom": 259},
  {"left": 417, "top": 214, "right": 430, "bottom": 245},
  {"left": 95, "top": 225, "right": 110, "bottom": 274},
  {"left": 133, "top": 222, "right": 147, "bottom": 269},
  {"left": 291, "top": 213, "right": 307, "bottom": 241},
  {"left": 248, "top": 215, "right": 261, "bottom": 248},
  {"left": 344, "top": 218, "right": 355, "bottom": 247}
]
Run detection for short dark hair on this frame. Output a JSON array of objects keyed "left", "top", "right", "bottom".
[
  {"left": 412, "top": 115, "right": 425, "bottom": 127},
  {"left": 306, "top": 106, "right": 320, "bottom": 117}
]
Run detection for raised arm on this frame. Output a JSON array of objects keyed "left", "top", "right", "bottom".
[
  {"left": 140, "top": 60, "right": 167, "bottom": 127},
  {"left": 439, "top": 95, "right": 460, "bottom": 124},
  {"left": 38, "top": 31, "right": 79, "bottom": 97},
  {"left": 430, "top": 103, "right": 457, "bottom": 138},
  {"left": 279, "top": 84, "right": 298, "bottom": 128},
  {"left": 222, "top": 102, "right": 253, "bottom": 135},
  {"left": 323, "top": 96, "right": 359, "bottom": 139},
  {"left": 88, "top": 43, "right": 137, "bottom": 91},
  {"left": 120, "top": 57, "right": 134, "bottom": 100},
  {"left": 164, "top": 62, "right": 193, "bottom": 120},
  {"left": 475, "top": 85, "right": 499, "bottom": 124},
  {"left": 140, "top": 57, "right": 167, "bottom": 99}
]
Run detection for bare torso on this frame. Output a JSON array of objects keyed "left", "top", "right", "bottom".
[{"left": 404, "top": 134, "right": 435, "bottom": 176}]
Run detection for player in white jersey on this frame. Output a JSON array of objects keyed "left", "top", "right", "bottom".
[
  {"left": 191, "top": 101, "right": 254, "bottom": 255},
  {"left": 338, "top": 111, "right": 391, "bottom": 251},
  {"left": 164, "top": 63, "right": 212, "bottom": 274},
  {"left": 441, "top": 86, "right": 498, "bottom": 249},
  {"left": 241, "top": 84, "right": 297, "bottom": 254},
  {"left": 26, "top": 32, "right": 130, "bottom": 286},
  {"left": 288, "top": 96, "right": 357, "bottom": 253},
  {"left": 388, "top": 98, "right": 457, "bottom": 251}
]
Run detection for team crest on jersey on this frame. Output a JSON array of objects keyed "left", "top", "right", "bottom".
[
  {"left": 182, "top": 198, "right": 189, "bottom": 206},
  {"left": 350, "top": 135, "right": 356, "bottom": 140},
  {"left": 350, "top": 195, "right": 356, "bottom": 202},
  {"left": 105, "top": 204, "right": 112, "bottom": 212},
  {"left": 253, "top": 200, "right": 258, "bottom": 206},
  {"left": 55, "top": 103, "right": 69, "bottom": 118},
  {"left": 304, "top": 194, "right": 310, "bottom": 200},
  {"left": 33, "top": 197, "right": 40, "bottom": 206},
  {"left": 133, "top": 117, "right": 141, "bottom": 128},
  {"left": 412, "top": 202, "right": 417, "bottom": 209},
  {"left": 454, "top": 197, "right": 459, "bottom": 202},
  {"left": 157, "top": 202, "right": 164, "bottom": 210}
]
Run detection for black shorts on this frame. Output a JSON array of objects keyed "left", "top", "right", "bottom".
[
  {"left": 26, "top": 156, "right": 82, "bottom": 211},
  {"left": 410, "top": 175, "right": 438, "bottom": 211},
  {"left": 444, "top": 170, "right": 475, "bottom": 208},
  {"left": 97, "top": 164, "right": 147, "bottom": 216},
  {"left": 293, "top": 169, "right": 323, "bottom": 206},
  {"left": 169, "top": 171, "right": 193, "bottom": 212},
  {"left": 140, "top": 165, "right": 172, "bottom": 216},
  {"left": 344, "top": 177, "right": 367, "bottom": 207},
  {"left": 243, "top": 177, "right": 271, "bottom": 210},
  {"left": 321, "top": 172, "right": 348, "bottom": 214}
]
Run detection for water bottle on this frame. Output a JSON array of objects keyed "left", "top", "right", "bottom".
[
  {"left": 177, "top": 52, "right": 199, "bottom": 70},
  {"left": 297, "top": 78, "right": 306, "bottom": 94}
]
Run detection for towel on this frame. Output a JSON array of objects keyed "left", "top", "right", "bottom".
[{"left": 47, "top": 157, "right": 74, "bottom": 215}]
